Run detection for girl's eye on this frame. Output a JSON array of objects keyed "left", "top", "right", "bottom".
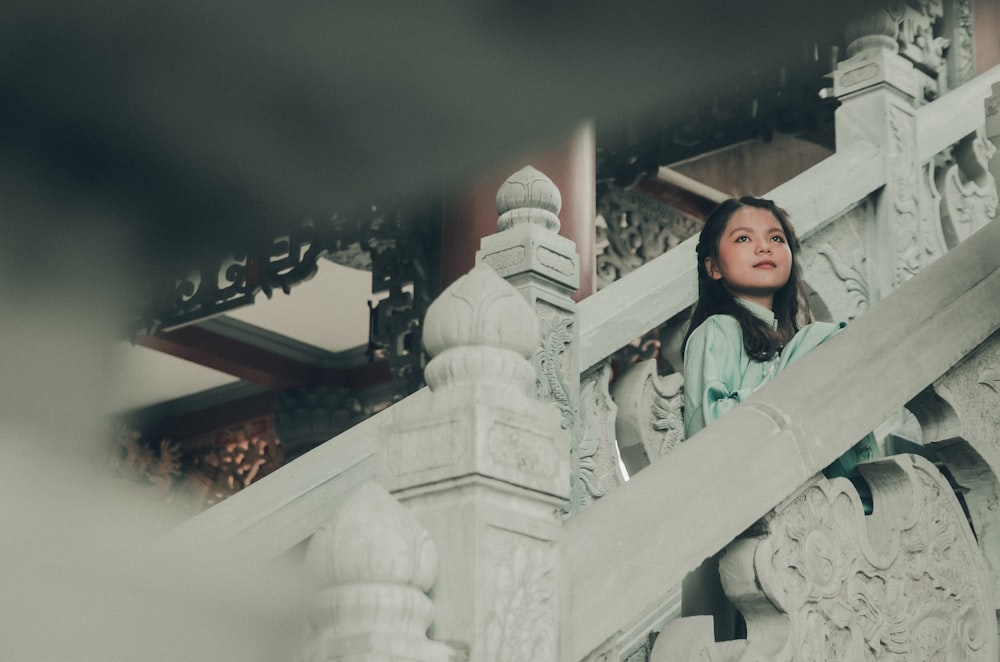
[
  {"left": 735, "top": 236, "right": 749, "bottom": 242},
  {"left": 771, "top": 235, "right": 786, "bottom": 243}
]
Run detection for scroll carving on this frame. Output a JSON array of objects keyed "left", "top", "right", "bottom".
[
  {"left": 612, "top": 360, "right": 685, "bottom": 476},
  {"left": 938, "top": 131, "right": 999, "bottom": 247},
  {"left": 815, "top": 244, "right": 872, "bottom": 320},
  {"left": 534, "top": 312, "right": 575, "bottom": 429},
  {"left": 653, "top": 455, "right": 998, "bottom": 661},
  {"left": 577, "top": 362, "right": 622, "bottom": 506}
]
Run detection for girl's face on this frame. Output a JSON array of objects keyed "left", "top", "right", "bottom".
[{"left": 705, "top": 206, "right": 792, "bottom": 310}]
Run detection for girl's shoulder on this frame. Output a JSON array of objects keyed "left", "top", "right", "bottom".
[{"left": 685, "top": 314, "right": 744, "bottom": 352}]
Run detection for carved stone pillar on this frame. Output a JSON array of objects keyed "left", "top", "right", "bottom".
[
  {"left": 378, "top": 264, "right": 568, "bottom": 661},
  {"left": 300, "top": 480, "right": 452, "bottom": 662},
  {"left": 834, "top": 7, "right": 946, "bottom": 300},
  {"left": 477, "top": 166, "right": 619, "bottom": 512}
]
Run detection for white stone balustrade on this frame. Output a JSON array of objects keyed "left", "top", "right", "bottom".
[{"left": 564, "top": 211, "right": 1000, "bottom": 662}]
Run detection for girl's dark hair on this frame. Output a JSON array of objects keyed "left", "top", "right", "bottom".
[{"left": 683, "top": 196, "right": 811, "bottom": 361}]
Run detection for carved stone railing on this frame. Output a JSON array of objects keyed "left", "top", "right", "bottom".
[
  {"left": 167, "top": 15, "right": 1000, "bottom": 662},
  {"left": 563, "top": 214, "right": 1000, "bottom": 661},
  {"left": 171, "top": 238, "right": 570, "bottom": 659},
  {"left": 585, "top": 61, "right": 1000, "bottom": 482}
]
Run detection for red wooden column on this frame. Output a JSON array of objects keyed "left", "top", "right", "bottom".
[{"left": 440, "top": 122, "right": 596, "bottom": 301}]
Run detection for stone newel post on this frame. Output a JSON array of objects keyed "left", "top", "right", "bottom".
[
  {"left": 476, "top": 166, "right": 620, "bottom": 513},
  {"left": 378, "top": 262, "right": 569, "bottom": 661}
]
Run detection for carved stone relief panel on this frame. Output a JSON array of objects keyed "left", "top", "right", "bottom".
[
  {"left": 653, "top": 455, "right": 998, "bottom": 661},
  {"left": 800, "top": 203, "right": 873, "bottom": 322},
  {"left": 483, "top": 526, "right": 558, "bottom": 662},
  {"left": 595, "top": 185, "right": 702, "bottom": 290}
]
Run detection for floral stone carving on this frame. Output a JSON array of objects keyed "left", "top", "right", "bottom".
[{"left": 654, "top": 454, "right": 997, "bottom": 661}]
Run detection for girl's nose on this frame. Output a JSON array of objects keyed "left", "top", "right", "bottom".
[{"left": 756, "top": 241, "right": 772, "bottom": 253}]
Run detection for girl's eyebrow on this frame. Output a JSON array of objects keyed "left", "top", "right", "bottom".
[{"left": 725, "top": 225, "right": 785, "bottom": 236}]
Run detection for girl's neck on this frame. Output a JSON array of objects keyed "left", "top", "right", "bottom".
[
  {"left": 734, "top": 297, "right": 776, "bottom": 323},
  {"left": 736, "top": 293, "right": 773, "bottom": 311}
]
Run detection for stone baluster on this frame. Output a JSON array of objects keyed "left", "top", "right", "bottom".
[
  {"left": 300, "top": 480, "right": 453, "bottom": 662},
  {"left": 477, "top": 165, "right": 621, "bottom": 513},
  {"left": 834, "top": 6, "right": 947, "bottom": 300},
  {"left": 377, "top": 262, "right": 568, "bottom": 661}
]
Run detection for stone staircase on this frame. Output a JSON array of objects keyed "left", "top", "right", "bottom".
[{"left": 170, "top": 39, "right": 1000, "bottom": 662}]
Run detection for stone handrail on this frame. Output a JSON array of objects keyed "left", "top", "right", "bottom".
[
  {"left": 916, "top": 61, "right": 1000, "bottom": 162},
  {"left": 168, "top": 389, "right": 430, "bottom": 559},
  {"left": 561, "top": 215, "right": 1000, "bottom": 662}
]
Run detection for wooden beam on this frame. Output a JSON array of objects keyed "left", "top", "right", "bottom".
[{"left": 136, "top": 325, "right": 320, "bottom": 390}]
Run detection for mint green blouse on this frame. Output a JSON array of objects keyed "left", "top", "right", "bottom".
[{"left": 682, "top": 299, "right": 877, "bottom": 478}]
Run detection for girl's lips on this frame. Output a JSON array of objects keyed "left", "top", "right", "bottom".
[{"left": 754, "top": 260, "right": 777, "bottom": 268}]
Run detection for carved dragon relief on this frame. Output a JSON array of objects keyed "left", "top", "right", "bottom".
[
  {"left": 651, "top": 454, "right": 998, "bottom": 662},
  {"left": 533, "top": 305, "right": 607, "bottom": 513}
]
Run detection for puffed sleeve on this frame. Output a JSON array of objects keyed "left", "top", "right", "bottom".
[{"left": 682, "top": 316, "right": 754, "bottom": 438}]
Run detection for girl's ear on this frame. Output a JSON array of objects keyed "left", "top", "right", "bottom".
[{"left": 705, "top": 257, "right": 723, "bottom": 281}]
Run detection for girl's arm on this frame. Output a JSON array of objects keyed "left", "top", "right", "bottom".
[{"left": 683, "top": 316, "right": 752, "bottom": 437}]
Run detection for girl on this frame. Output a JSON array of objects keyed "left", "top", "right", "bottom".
[
  {"left": 682, "top": 195, "right": 877, "bottom": 478},
  {"left": 679, "top": 195, "right": 877, "bottom": 639}
]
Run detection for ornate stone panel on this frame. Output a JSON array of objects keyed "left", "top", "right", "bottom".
[
  {"left": 483, "top": 526, "right": 558, "bottom": 662},
  {"left": 655, "top": 454, "right": 998, "bottom": 661}
]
